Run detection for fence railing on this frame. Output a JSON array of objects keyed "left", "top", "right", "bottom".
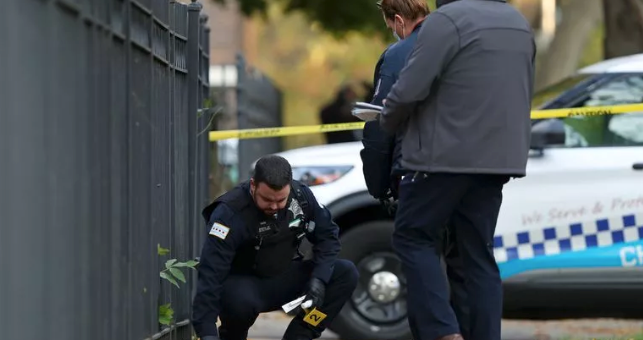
[{"left": 0, "top": 0, "right": 211, "bottom": 339}]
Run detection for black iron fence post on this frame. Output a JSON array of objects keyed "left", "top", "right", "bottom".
[
  {"left": 236, "top": 54, "right": 250, "bottom": 179},
  {"left": 194, "top": 10, "right": 212, "bottom": 300},
  {"left": 0, "top": 1, "right": 210, "bottom": 339},
  {"left": 187, "top": 1, "right": 202, "bottom": 294}
]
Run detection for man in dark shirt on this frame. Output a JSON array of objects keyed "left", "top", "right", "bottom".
[
  {"left": 319, "top": 85, "right": 360, "bottom": 144},
  {"left": 191, "top": 155, "right": 359, "bottom": 340}
]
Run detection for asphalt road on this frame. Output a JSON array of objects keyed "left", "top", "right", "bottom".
[{"left": 246, "top": 312, "right": 643, "bottom": 340}]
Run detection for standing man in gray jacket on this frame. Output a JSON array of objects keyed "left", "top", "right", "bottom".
[{"left": 380, "top": 1, "right": 536, "bottom": 340}]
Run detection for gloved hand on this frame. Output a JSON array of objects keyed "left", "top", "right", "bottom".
[
  {"left": 386, "top": 200, "right": 398, "bottom": 217},
  {"left": 301, "top": 277, "right": 326, "bottom": 312},
  {"left": 201, "top": 336, "right": 220, "bottom": 340},
  {"left": 380, "top": 198, "right": 398, "bottom": 217}
]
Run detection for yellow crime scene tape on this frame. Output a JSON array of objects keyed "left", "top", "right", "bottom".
[{"left": 209, "top": 103, "right": 643, "bottom": 142}]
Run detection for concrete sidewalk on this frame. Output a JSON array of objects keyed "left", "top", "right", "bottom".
[{"left": 246, "top": 312, "right": 643, "bottom": 340}]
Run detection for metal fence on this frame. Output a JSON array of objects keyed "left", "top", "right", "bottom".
[
  {"left": 236, "top": 54, "right": 284, "bottom": 181},
  {"left": 0, "top": 0, "right": 211, "bottom": 339},
  {"left": 209, "top": 54, "right": 284, "bottom": 185}
]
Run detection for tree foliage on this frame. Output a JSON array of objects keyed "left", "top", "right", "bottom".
[
  {"left": 157, "top": 244, "right": 199, "bottom": 326},
  {"left": 603, "top": 0, "right": 643, "bottom": 59},
  {"left": 211, "top": 0, "right": 437, "bottom": 37},
  {"left": 247, "top": 3, "right": 389, "bottom": 149},
  {"left": 210, "top": 0, "right": 559, "bottom": 36}
]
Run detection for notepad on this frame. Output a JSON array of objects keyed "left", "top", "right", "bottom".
[{"left": 351, "top": 101, "right": 382, "bottom": 122}]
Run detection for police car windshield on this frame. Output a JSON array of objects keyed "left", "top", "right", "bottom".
[{"left": 531, "top": 74, "right": 593, "bottom": 109}]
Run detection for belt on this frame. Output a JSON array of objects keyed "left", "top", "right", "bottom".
[{"left": 401, "top": 171, "right": 428, "bottom": 182}]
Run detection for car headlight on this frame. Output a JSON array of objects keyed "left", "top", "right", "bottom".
[{"left": 292, "top": 166, "right": 353, "bottom": 187}]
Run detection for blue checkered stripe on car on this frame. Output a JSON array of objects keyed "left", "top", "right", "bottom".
[{"left": 493, "top": 213, "right": 643, "bottom": 263}]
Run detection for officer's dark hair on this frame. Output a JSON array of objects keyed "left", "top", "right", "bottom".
[{"left": 253, "top": 155, "right": 293, "bottom": 191}]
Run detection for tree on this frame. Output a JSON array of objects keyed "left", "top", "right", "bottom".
[
  {"left": 211, "top": 0, "right": 438, "bottom": 37},
  {"left": 533, "top": 0, "right": 643, "bottom": 90},
  {"left": 534, "top": 0, "right": 603, "bottom": 90},
  {"left": 511, "top": 0, "right": 541, "bottom": 27},
  {"left": 603, "top": 0, "right": 643, "bottom": 59},
  {"left": 210, "top": 0, "right": 562, "bottom": 37},
  {"left": 247, "top": 2, "right": 389, "bottom": 149}
]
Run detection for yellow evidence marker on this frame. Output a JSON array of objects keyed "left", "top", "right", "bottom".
[{"left": 303, "top": 307, "right": 327, "bottom": 327}]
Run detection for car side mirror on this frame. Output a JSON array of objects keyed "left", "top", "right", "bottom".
[{"left": 530, "top": 119, "right": 566, "bottom": 150}]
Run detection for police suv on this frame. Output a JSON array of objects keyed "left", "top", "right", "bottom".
[{"left": 273, "top": 54, "right": 643, "bottom": 340}]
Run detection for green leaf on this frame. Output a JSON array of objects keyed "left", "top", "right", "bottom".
[
  {"left": 157, "top": 244, "right": 170, "bottom": 256},
  {"left": 160, "top": 271, "right": 179, "bottom": 288},
  {"left": 169, "top": 267, "right": 186, "bottom": 283},
  {"left": 165, "top": 259, "right": 177, "bottom": 269},
  {"left": 173, "top": 260, "right": 199, "bottom": 269},
  {"left": 159, "top": 314, "right": 172, "bottom": 326},
  {"left": 159, "top": 303, "right": 174, "bottom": 325}
]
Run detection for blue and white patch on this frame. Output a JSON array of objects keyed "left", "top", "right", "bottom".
[{"left": 493, "top": 213, "right": 643, "bottom": 279}]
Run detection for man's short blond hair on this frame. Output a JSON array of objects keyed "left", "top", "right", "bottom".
[{"left": 377, "top": 0, "right": 430, "bottom": 21}]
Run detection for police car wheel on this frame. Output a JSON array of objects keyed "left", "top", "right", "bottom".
[{"left": 329, "top": 221, "right": 412, "bottom": 340}]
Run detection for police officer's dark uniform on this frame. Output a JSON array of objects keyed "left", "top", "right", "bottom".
[
  {"left": 360, "top": 16, "right": 470, "bottom": 339},
  {"left": 191, "top": 180, "right": 359, "bottom": 340}
]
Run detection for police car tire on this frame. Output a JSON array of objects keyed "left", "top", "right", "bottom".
[{"left": 329, "top": 220, "right": 412, "bottom": 340}]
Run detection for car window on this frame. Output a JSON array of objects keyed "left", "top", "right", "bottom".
[
  {"left": 560, "top": 75, "right": 643, "bottom": 147},
  {"left": 531, "top": 74, "right": 592, "bottom": 108}
]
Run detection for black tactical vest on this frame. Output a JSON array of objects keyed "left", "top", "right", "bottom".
[{"left": 201, "top": 180, "right": 312, "bottom": 278}]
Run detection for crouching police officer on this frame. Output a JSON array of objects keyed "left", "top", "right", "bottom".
[{"left": 191, "top": 155, "right": 359, "bottom": 340}]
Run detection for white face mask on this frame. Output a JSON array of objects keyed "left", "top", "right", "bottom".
[
  {"left": 392, "top": 17, "right": 405, "bottom": 41},
  {"left": 392, "top": 30, "right": 401, "bottom": 41}
]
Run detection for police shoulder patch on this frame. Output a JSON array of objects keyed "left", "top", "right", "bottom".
[
  {"left": 289, "top": 198, "right": 303, "bottom": 217},
  {"left": 209, "top": 222, "right": 230, "bottom": 240}
]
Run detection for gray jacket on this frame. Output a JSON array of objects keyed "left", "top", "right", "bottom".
[{"left": 380, "top": 0, "right": 536, "bottom": 177}]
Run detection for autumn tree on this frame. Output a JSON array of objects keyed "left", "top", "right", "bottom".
[
  {"left": 603, "top": 0, "right": 643, "bottom": 59},
  {"left": 210, "top": 0, "right": 437, "bottom": 37},
  {"left": 534, "top": 0, "right": 603, "bottom": 90},
  {"left": 533, "top": 0, "right": 643, "bottom": 90},
  {"left": 209, "top": 0, "right": 643, "bottom": 148}
]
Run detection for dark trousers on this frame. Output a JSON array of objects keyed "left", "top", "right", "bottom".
[
  {"left": 391, "top": 177, "right": 470, "bottom": 338},
  {"left": 219, "top": 259, "right": 359, "bottom": 340},
  {"left": 392, "top": 172, "right": 508, "bottom": 340},
  {"left": 444, "top": 227, "right": 470, "bottom": 340}
]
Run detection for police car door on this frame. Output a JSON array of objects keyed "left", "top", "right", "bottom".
[{"left": 493, "top": 73, "right": 643, "bottom": 281}]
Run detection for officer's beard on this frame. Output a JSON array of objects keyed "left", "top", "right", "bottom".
[{"left": 251, "top": 189, "right": 279, "bottom": 217}]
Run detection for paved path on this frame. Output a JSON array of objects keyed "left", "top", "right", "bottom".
[{"left": 245, "top": 312, "right": 643, "bottom": 340}]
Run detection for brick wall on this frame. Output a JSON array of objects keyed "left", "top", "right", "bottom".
[{"left": 200, "top": 0, "right": 245, "bottom": 64}]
